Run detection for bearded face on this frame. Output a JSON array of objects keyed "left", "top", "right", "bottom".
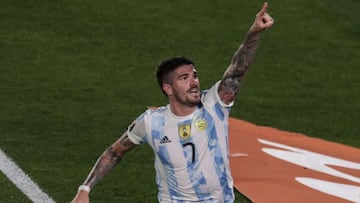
[{"left": 163, "top": 64, "right": 201, "bottom": 107}]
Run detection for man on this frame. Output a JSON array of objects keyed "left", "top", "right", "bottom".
[{"left": 72, "top": 2, "right": 273, "bottom": 202}]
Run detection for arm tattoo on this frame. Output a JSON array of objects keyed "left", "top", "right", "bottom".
[
  {"left": 219, "top": 31, "right": 260, "bottom": 104},
  {"left": 82, "top": 133, "right": 136, "bottom": 189}
]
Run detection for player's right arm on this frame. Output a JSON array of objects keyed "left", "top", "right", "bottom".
[
  {"left": 71, "top": 132, "right": 137, "bottom": 203},
  {"left": 218, "top": 2, "right": 274, "bottom": 105}
]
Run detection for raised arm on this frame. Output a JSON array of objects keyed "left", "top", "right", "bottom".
[
  {"left": 218, "top": 2, "right": 274, "bottom": 104},
  {"left": 71, "top": 132, "right": 137, "bottom": 203}
]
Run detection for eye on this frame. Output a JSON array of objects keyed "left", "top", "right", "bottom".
[
  {"left": 179, "top": 75, "right": 188, "bottom": 80},
  {"left": 194, "top": 72, "right": 199, "bottom": 80}
]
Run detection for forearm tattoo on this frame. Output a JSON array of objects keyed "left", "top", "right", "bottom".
[
  {"left": 219, "top": 31, "right": 260, "bottom": 103},
  {"left": 83, "top": 134, "right": 135, "bottom": 189}
]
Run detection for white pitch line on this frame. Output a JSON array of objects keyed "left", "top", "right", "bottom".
[
  {"left": 229, "top": 152, "right": 248, "bottom": 157},
  {"left": 0, "top": 148, "right": 55, "bottom": 203}
]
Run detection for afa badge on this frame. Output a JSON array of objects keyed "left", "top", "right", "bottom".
[
  {"left": 195, "top": 118, "right": 207, "bottom": 131},
  {"left": 178, "top": 124, "right": 191, "bottom": 140}
]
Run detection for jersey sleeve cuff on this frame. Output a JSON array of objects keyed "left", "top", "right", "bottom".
[
  {"left": 213, "top": 81, "right": 234, "bottom": 107},
  {"left": 127, "top": 130, "right": 142, "bottom": 145}
]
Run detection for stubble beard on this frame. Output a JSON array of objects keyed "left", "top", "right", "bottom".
[{"left": 174, "top": 91, "right": 200, "bottom": 108}]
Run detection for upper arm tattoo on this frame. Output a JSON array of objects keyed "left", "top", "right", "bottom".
[
  {"left": 219, "top": 32, "right": 260, "bottom": 104},
  {"left": 83, "top": 133, "right": 137, "bottom": 188}
]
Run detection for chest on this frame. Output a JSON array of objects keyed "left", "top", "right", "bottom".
[{"left": 149, "top": 114, "right": 227, "bottom": 169}]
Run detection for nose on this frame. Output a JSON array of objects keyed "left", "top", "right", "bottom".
[{"left": 190, "top": 77, "right": 199, "bottom": 88}]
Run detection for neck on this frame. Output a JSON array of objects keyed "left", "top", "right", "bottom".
[{"left": 169, "top": 103, "right": 197, "bottom": 117}]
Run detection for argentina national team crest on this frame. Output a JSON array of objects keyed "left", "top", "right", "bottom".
[
  {"left": 178, "top": 124, "right": 191, "bottom": 140},
  {"left": 195, "top": 118, "right": 207, "bottom": 131}
]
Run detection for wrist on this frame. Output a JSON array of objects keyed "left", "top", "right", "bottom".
[
  {"left": 78, "top": 185, "right": 91, "bottom": 193},
  {"left": 249, "top": 25, "right": 262, "bottom": 34}
]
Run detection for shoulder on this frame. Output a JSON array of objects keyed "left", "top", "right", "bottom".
[
  {"left": 145, "top": 106, "right": 167, "bottom": 115},
  {"left": 141, "top": 106, "right": 168, "bottom": 123}
]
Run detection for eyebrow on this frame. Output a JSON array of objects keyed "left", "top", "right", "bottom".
[
  {"left": 177, "top": 73, "right": 189, "bottom": 79},
  {"left": 177, "top": 70, "right": 198, "bottom": 78}
]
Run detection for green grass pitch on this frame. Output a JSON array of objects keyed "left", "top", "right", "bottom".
[{"left": 0, "top": 0, "right": 359, "bottom": 202}]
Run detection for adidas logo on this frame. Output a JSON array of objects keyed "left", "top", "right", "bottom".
[{"left": 160, "top": 136, "right": 172, "bottom": 144}]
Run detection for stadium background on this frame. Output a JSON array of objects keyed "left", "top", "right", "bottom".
[{"left": 0, "top": 0, "right": 359, "bottom": 202}]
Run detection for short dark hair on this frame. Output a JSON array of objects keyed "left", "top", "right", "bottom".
[{"left": 156, "top": 56, "right": 194, "bottom": 94}]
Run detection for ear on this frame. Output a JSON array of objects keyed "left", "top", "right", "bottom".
[{"left": 162, "top": 83, "right": 173, "bottom": 96}]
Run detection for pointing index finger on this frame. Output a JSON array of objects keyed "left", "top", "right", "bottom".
[{"left": 259, "top": 2, "right": 268, "bottom": 16}]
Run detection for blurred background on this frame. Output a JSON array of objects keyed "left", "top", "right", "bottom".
[{"left": 0, "top": 0, "right": 359, "bottom": 202}]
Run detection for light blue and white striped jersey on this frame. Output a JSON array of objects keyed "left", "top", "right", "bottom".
[{"left": 127, "top": 81, "right": 235, "bottom": 203}]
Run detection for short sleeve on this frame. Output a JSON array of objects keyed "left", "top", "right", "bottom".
[
  {"left": 202, "top": 80, "right": 234, "bottom": 108},
  {"left": 127, "top": 113, "right": 147, "bottom": 145}
]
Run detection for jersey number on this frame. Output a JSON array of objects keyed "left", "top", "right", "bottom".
[{"left": 182, "top": 142, "right": 195, "bottom": 163}]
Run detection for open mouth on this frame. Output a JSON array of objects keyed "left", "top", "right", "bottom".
[{"left": 188, "top": 89, "right": 199, "bottom": 95}]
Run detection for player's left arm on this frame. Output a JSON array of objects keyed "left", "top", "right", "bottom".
[{"left": 218, "top": 2, "right": 274, "bottom": 104}]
